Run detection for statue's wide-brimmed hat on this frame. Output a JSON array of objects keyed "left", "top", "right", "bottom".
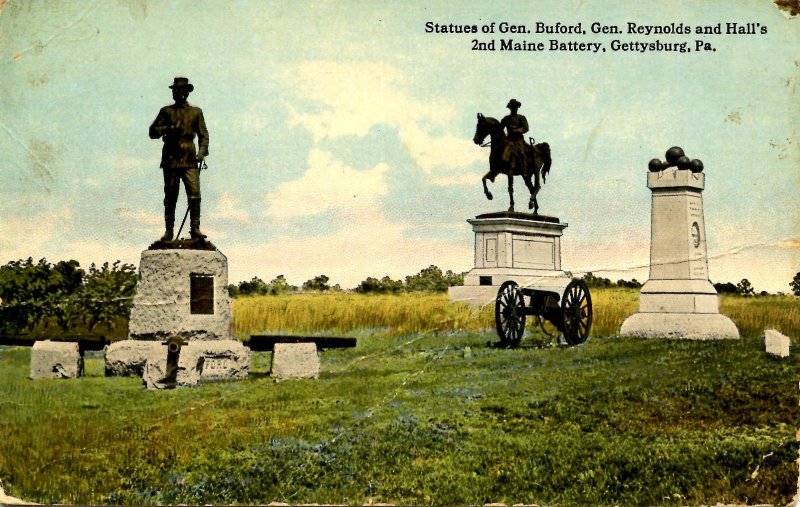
[
  {"left": 169, "top": 77, "right": 194, "bottom": 92},
  {"left": 507, "top": 99, "right": 521, "bottom": 109}
]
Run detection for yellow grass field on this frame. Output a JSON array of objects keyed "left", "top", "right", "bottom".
[{"left": 233, "top": 288, "right": 799, "bottom": 339}]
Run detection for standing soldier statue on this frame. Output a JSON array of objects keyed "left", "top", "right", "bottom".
[{"left": 149, "top": 77, "right": 209, "bottom": 242}]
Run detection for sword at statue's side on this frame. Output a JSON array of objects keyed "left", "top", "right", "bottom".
[{"left": 175, "top": 159, "right": 207, "bottom": 239}]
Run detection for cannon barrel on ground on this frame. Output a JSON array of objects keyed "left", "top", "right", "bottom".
[{"left": 244, "top": 335, "right": 357, "bottom": 352}]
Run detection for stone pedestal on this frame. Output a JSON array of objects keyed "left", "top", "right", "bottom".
[
  {"left": 128, "top": 248, "right": 232, "bottom": 341},
  {"left": 109, "top": 246, "right": 245, "bottom": 386},
  {"left": 449, "top": 212, "right": 573, "bottom": 307},
  {"left": 142, "top": 340, "right": 250, "bottom": 389},
  {"left": 620, "top": 169, "right": 739, "bottom": 339}
]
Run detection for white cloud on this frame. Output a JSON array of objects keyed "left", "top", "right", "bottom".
[
  {"left": 399, "top": 127, "right": 482, "bottom": 174},
  {"left": 215, "top": 192, "right": 251, "bottom": 223},
  {"left": 285, "top": 61, "right": 441, "bottom": 140},
  {"left": 0, "top": 209, "right": 75, "bottom": 260},
  {"left": 283, "top": 60, "right": 482, "bottom": 182},
  {"left": 101, "top": 154, "right": 151, "bottom": 172},
  {"left": 430, "top": 174, "right": 477, "bottom": 187},
  {"left": 58, "top": 239, "right": 141, "bottom": 269},
  {"left": 231, "top": 104, "right": 269, "bottom": 134},
  {"left": 115, "top": 207, "right": 163, "bottom": 227},
  {"left": 225, "top": 213, "right": 472, "bottom": 288},
  {"left": 264, "top": 149, "right": 389, "bottom": 219}
]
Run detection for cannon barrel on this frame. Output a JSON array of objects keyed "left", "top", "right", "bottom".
[
  {"left": 244, "top": 335, "right": 357, "bottom": 352},
  {"left": 162, "top": 336, "right": 186, "bottom": 354}
]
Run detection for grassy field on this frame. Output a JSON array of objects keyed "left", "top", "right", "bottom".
[
  {"left": 233, "top": 288, "right": 800, "bottom": 340},
  {"left": 0, "top": 289, "right": 798, "bottom": 505}
]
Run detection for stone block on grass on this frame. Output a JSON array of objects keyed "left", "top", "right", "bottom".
[
  {"left": 142, "top": 339, "right": 250, "bottom": 389},
  {"left": 270, "top": 342, "right": 320, "bottom": 379},
  {"left": 142, "top": 344, "right": 173, "bottom": 390},
  {"left": 764, "top": 329, "right": 791, "bottom": 358},
  {"left": 30, "top": 341, "right": 83, "bottom": 379},
  {"left": 105, "top": 339, "right": 162, "bottom": 376},
  {"left": 176, "top": 340, "right": 250, "bottom": 386}
]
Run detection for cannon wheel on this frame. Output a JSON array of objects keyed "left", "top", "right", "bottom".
[
  {"left": 561, "top": 279, "right": 592, "bottom": 346},
  {"left": 495, "top": 281, "right": 526, "bottom": 346}
]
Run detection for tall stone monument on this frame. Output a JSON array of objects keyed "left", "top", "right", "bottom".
[
  {"left": 107, "top": 240, "right": 249, "bottom": 388},
  {"left": 448, "top": 211, "right": 573, "bottom": 307},
  {"left": 105, "top": 77, "right": 248, "bottom": 388},
  {"left": 619, "top": 147, "right": 739, "bottom": 339}
]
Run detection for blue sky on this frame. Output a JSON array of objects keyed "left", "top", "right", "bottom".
[{"left": 1, "top": 0, "right": 797, "bottom": 292}]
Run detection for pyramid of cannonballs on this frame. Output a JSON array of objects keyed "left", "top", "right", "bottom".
[{"left": 648, "top": 146, "right": 704, "bottom": 173}]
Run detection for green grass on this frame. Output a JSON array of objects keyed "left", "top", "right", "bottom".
[{"left": 0, "top": 290, "right": 798, "bottom": 505}]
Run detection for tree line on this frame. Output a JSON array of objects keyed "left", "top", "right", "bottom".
[
  {"left": 229, "top": 265, "right": 465, "bottom": 296},
  {"left": 1, "top": 258, "right": 797, "bottom": 335},
  {"left": 0, "top": 258, "right": 137, "bottom": 335},
  {"left": 580, "top": 272, "right": 795, "bottom": 297}
]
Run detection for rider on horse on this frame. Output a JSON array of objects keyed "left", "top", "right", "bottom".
[{"left": 500, "top": 99, "right": 529, "bottom": 175}]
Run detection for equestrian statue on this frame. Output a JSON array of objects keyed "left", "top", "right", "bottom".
[{"left": 473, "top": 99, "right": 551, "bottom": 214}]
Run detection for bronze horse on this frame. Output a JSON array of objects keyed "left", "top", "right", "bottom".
[{"left": 473, "top": 113, "right": 551, "bottom": 214}]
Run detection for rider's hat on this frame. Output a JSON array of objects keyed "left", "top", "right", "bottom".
[
  {"left": 169, "top": 77, "right": 194, "bottom": 92},
  {"left": 506, "top": 99, "right": 521, "bottom": 109}
]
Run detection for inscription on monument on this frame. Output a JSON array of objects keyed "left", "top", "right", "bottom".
[
  {"left": 485, "top": 237, "right": 497, "bottom": 265},
  {"left": 201, "top": 357, "right": 229, "bottom": 377},
  {"left": 688, "top": 196, "right": 707, "bottom": 278},
  {"left": 190, "top": 274, "right": 215, "bottom": 314},
  {"left": 513, "top": 238, "right": 554, "bottom": 269}
]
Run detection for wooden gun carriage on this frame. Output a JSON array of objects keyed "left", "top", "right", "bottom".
[{"left": 494, "top": 278, "right": 592, "bottom": 347}]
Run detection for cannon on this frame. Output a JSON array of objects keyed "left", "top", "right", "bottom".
[
  {"left": 494, "top": 278, "right": 592, "bottom": 347},
  {"left": 244, "top": 335, "right": 357, "bottom": 351}
]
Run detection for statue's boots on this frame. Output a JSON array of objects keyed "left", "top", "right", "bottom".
[
  {"left": 161, "top": 208, "right": 175, "bottom": 241},
  {"left": 189, "top": 199, "right": 206, "bottom": 240}
]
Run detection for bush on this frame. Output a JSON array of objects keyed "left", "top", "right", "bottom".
[
  {"left": 582, "top": 272, "right": 613, "bottom": 288},
  {"left": 790, "top": 272, "right": 800, "bottom": 296},
  {"left": 355, "top": 276, "right": 404, "bottom": 294},
  {"left": 302, "top": 275, "right": 331, "bottom": 292},
  {"left": 404, "top": 265, "right": 464, "bottom": 292},
  {"left": 713, "top": 282, "right": 738, "bottom": 294},
  {"left": 736, "top": 278, "right": 755, "bottom": 297},
  {"left": 0, "top": 258, "right": 136, "bottom": 334},
  {"left": 235, "top": 275, "right": 298, "bottom": 296}
]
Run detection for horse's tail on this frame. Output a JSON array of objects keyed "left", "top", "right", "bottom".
[{"left": 538, "top": 142, "right": 552, "bottom": 183}]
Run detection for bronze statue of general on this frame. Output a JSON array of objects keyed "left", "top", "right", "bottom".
[
  {"left": 500, "top": 98, "right": 529, "bottom": 175},
  {"left": 149, "top": 77, "right": 209, "bottom": 241},
  {"left": 473, "top": 99, "right": 552, "bottom": 214}
]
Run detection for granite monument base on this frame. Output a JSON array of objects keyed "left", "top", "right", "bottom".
[
  {"left": 128, "top": 247, "right": 232, "bottom": 342},
  {"left": 110, "top": 245, "right": 242, "bottom": 386},
  {"left": 141, "top": 340, "right": 250, "bottom": 389},
  {"left": 620, "top": 279, "right": 739, "bottom": 340},
  {"left": 449, "top": 212, "right": 572, "bottom": 307},
  {"left": 619, "top": 313, "right": 740, "bottom": 340}
]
